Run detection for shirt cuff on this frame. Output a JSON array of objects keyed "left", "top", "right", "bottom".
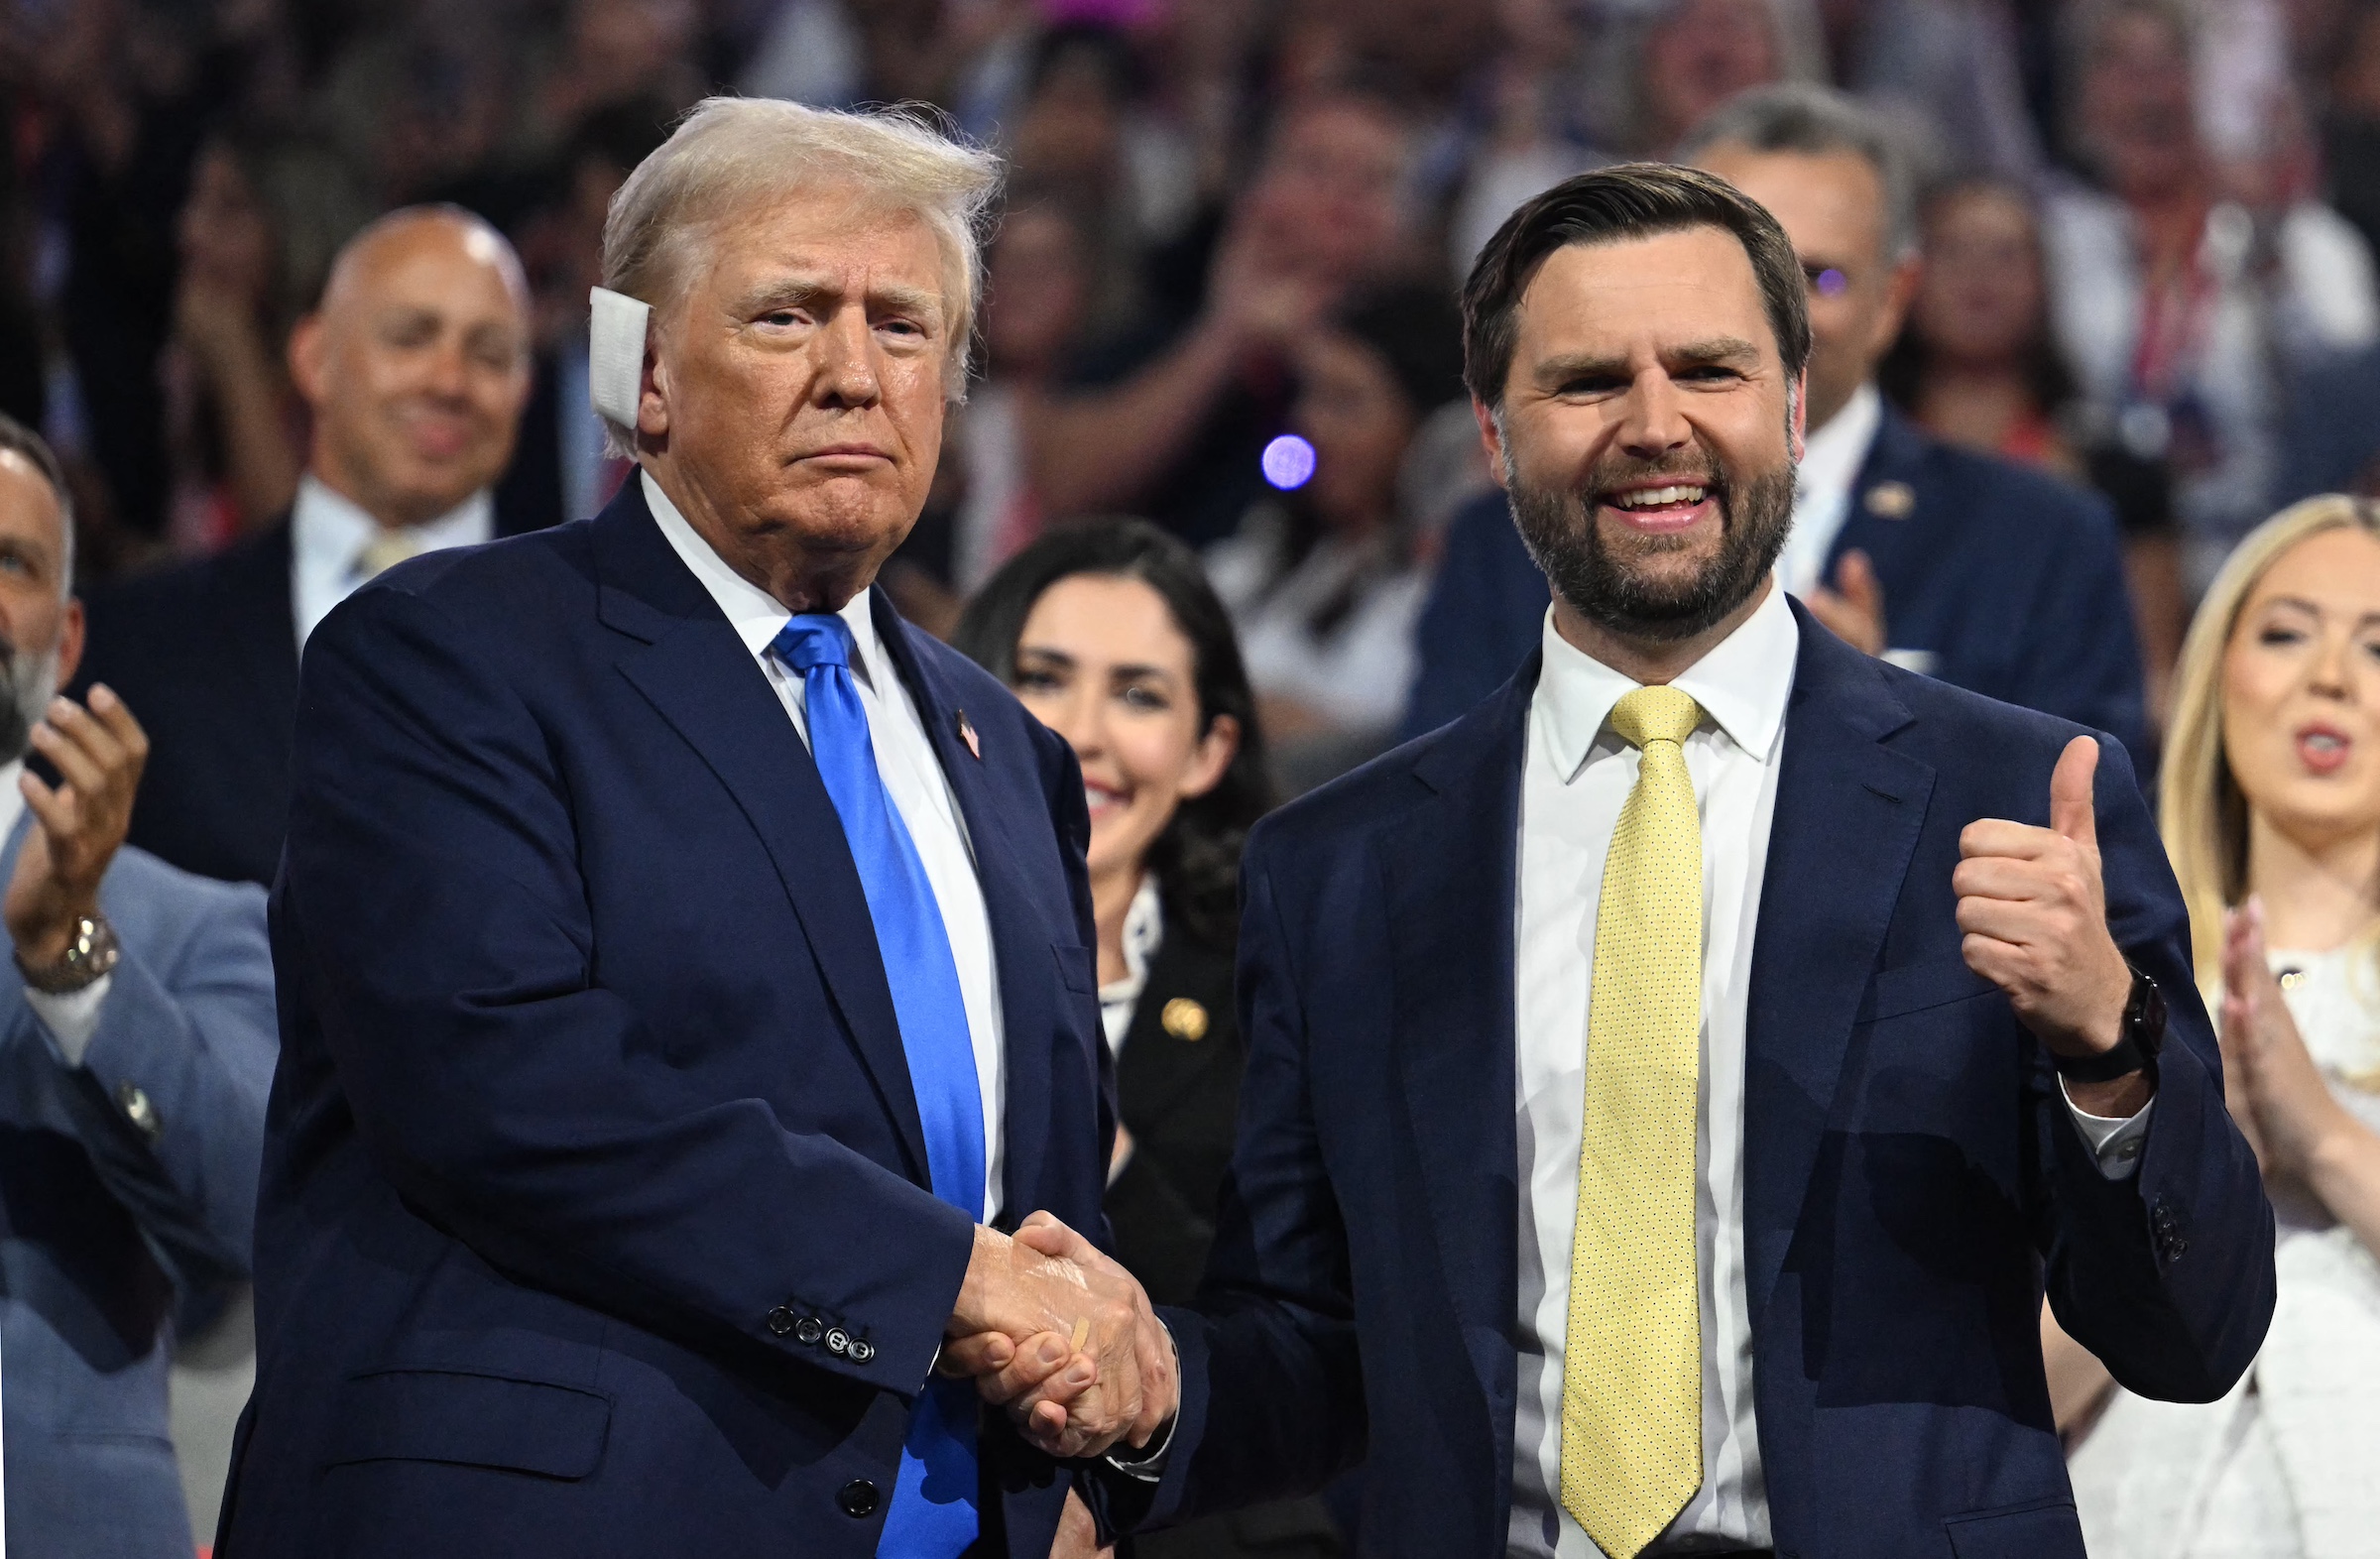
[
  {"left": 1103, "top": 1318, "right": 1179, "bottom": 1483},
  {"left": 26, "top": 974, "right": 112, "bottom": 1068},
  {"left": 2061, "top": 1077, "right": 2153, "bottom": 1180}
]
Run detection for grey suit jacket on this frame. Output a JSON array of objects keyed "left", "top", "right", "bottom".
[{"left": 0, "top": 816, "right": 275, "bottom": 1558}]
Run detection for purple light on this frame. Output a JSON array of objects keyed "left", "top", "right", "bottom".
[
  {"left": 1261, "top": 434, "right": 1317, "bottom": 490},
  {"left": 1815, "top": 267, "right": 1848, "bottom": 297}
]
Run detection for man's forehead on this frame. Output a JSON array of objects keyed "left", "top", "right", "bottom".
[
  {"left": 0, "top": 454, "right": 62, "bottom": 546},
  {"left": 1514, "top": 230, "right": 1775, "bottom": 354},
  {"left": 704, "top": 198, "right": 950, "bottom": 300},
  {"left": 344, "top": 242, "right": 525, "bottom": 326}
]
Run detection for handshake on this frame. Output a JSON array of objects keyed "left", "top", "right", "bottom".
[{"left": 942, "top": 1211, "right": 1176, "bottom": 1461}]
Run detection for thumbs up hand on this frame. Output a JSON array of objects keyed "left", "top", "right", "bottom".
[{"left": 1954, "top": 736, "right": 2141, "bottom": 1097}]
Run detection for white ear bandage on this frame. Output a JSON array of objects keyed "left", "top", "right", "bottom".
[{"left": 588, "top": 287, "right": 653, "bottom": 429}]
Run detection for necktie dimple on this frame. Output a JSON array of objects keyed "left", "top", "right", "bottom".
[
  {"left": 1562, "top": 683, "right": 1706, "bottom": 1559},
  {"left": 772, "top": 612, "right": 984, "bottom": 1559}
]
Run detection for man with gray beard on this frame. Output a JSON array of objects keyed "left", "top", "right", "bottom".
[
  {"left": 0, "top": 415, "right": 276, "bottom": 1559},
  {"left": 1029, "top": 164, "right": 2273, "bottom": 1558}
]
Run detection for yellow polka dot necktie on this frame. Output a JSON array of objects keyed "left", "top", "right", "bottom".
[{"left": 1562, "top": 684, "right": 1705, "bottom": 1559}]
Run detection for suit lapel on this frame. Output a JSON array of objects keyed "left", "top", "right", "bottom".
[
  {"left": 1823, "top": 407, "right": 1937, "bottom": 596},
  {"left": 593, "top": 486, "right": 933, "bottom": 1185},
  {"left": 1381, "top": 665, "right": 1532, "bottom": 1473},
  {"left": 868, "top": 592, "right": 1066, "bottom": 1224},
  {"left": 1741, "top": 605, "right": 1935, "bottom": 1323}
]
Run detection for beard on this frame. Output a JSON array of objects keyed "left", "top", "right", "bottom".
[
  {"left": 0, "top": 636, "right": 60, "bottom": 766},
  {"left": 1506, "top": 438, "right": 1796, "bottom": 644}
]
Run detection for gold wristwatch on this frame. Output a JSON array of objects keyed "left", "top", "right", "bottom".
[{"left": 16, "top": 912, "right": 121, "bottom": 995}]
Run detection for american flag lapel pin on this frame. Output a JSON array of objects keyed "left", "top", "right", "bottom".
[{"left": 956, "top": 709, "right": 981, "bottom": 760}]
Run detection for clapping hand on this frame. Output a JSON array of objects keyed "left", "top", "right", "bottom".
[
  {"left": 943, "top": 1212, "right": 1175, "bottom": 1460},
  {"left": 2218, "top": 897, "right": 2355, "bottom": 1181},
  {"left": 6, "top": 685, "right": 146, "bottom": 967}
]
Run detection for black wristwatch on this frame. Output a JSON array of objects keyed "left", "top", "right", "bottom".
[{"left": 2052, "top": 963, "right": 2166, "bottom": 1084}]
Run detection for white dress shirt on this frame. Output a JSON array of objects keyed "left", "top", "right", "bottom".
[
  {"left": 1773, "top": 383, "right": 1882, "bottom": 600},
  {"left": 642, "top": 471, "right": 1008, "bottom": 1222},
  {"left": 291, "top": 475, "right": 494, "bottom": 652},
  {"left": 1508, "top": 584, "right": 2149, "bottom": 1557}
]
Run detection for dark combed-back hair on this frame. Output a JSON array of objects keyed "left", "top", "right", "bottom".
[
  {"left": 952, "top": 520, "right": 1274, "bottom": 945},
  {"left": 1461, "top": 162, "right": 1813, "bottom": 411}
]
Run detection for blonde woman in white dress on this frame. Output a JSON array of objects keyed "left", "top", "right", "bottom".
[{"left": 2055, "top": 494, "right": 2380, "bottom": 1557}]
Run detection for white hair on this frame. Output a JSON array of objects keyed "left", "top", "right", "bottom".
[{"left": 599, "top": 97, "right": 1002, "bottom": 449}]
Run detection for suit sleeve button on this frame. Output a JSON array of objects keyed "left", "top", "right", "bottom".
[
  {"left": 848, "top": 1338, "right": 876, "bottom": 1365},
  {"left": 836, "top": 1479, "right": 881, "bottom": 1517},
  {"left": 824, "top": 1327, "right": 851, "bottom": 1356},
  {"left": 766, "top": 1306, "right": 796, "bottom": 1337},
  {"left": 794, "top": 1317, "right": 825, "bottom": 1346}
]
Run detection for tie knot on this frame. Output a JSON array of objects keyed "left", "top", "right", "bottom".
[
  {"left": 1609, "top": 684, "right": 1702, "bottom": 751},
  {"left": 773, "top": 613, "right": 856, "bottom": 673}
]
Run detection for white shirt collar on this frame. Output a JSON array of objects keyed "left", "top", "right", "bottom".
[
  {"left": 1532, "top": 579, "right": 1799, "bottom": 783},
  {"left": 1796, "top": 381, "right": 1883, "bottom": 513},
  {"left": 639, "top": 468, "right": 886, "bottom": 689},
  {"left": 1775, "top": 381, "right": 1883, "bottom": 596},
  {"left": 291, "top": 474, "right": 495, "bottom": 648}
]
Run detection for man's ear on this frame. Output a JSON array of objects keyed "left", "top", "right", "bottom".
[
  {"left": 55, "top": 597, "right": 83, "bottom": 690},
  {"left": 1473, "top": 397, "right": 1509, "bottom": 491},
  {"left": 1874, "top": 253, "right": 1921, "bottom": 356},
  {"left": 639, "top": 339, "right": 669, "bottom": 440},
  {"left": 287, "top": 313, "right": 327, "bottom": 410},
  {"left": 1788, "top": 369, "right": 1809, "bottom": 464}
]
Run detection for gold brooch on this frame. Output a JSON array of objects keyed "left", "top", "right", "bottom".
[
  {"left": 1864, "top": 480, "right": 1916, "bottom": 519},
  {"left": 1160, "top": 998, "right": 1209, "bottom": 1041}
]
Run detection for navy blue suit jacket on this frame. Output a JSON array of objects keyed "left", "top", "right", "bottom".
[
  {"left": 75, "top": 491, "right": 551, "bottom": 888},
  {"left": 1144, "top": 603, "right": 2272, "bottom": 1557},
  {"left": 220, "top": 480, "right": 1112, "bottom": 1558},
  {"left": 1401, "top": 409, "right": 2150, "bottom": 768}
]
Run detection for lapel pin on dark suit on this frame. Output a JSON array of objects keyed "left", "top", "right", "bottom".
[
  {"left": 1864, "top": 480, "right": 1916, "bottom": 519},
  {"left": 956, "top": 710, "right": 981, "bottom": 760},
  {"left": 1161, "top": 998, "right": 1208, "bottom": 1041}
]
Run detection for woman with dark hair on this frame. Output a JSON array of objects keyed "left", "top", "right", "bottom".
[{"left": 954, "top": 519, "right": 1339, "bottom": 1559}]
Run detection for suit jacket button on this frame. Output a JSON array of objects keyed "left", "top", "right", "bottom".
[
  {"left": 766, "top": 1306, "right": 796, "bottom": 1337},
  {"left": 848, "top": 1338, "right": 876, "bottom": 1365},
  {"left": 825, "top": 1326, "right": 852, "bottom": 1356},
  {"left": 794, "top": 1316, "right": 825, "bottom": 1346},
  {"left": 836, "top": 1479, "right": 880, "bottom": 1517}
]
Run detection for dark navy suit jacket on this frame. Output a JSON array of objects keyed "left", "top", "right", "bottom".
[
  {"left": 1142, "top": 603, "right": 2272, "bottom": 1558},
  {"left": 1402, "top": 409, "right": 2150, "bottom": 768},
  {"left": 75, "top": 491, "right": 550, "bottom": 888},
  {"left": 219, "top": 480, "right": 1112, "bottom": 1558}
]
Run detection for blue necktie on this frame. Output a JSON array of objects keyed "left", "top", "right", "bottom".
[{"left": 773, "top": 613, "right": 985, "bottom": 1558}]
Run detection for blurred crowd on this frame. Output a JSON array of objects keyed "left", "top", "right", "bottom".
[
  {"left": 17, "top": 0, "right": 2380, "bottom": 1553},
  {"left": 14, "top": 0, "right": 2380, "bottom": 772}
]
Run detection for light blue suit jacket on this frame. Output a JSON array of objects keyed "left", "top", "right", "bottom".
[{"left": 0, "top": 815, "right": 275, "bottom": 1558}]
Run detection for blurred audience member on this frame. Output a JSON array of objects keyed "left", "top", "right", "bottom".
[
  {"left": 952, "top": 516, "right": 1335, "bottom": 1558},
  {"left": 1403, "top": 87, "right": 2147, "bottom": 767},
  {"left": 1208, "top": 283, "right": 1464, "bottom": 787},
  {"left": 1624, "top": 0, "right": 1805, "bottom": 158},
  {"left": 163, "top": 137, "right": 305, "bottom": 553},
  {"left": 2043, "top": 0, "right": 2380, "bottom": 586},
  {"left": 503, "top": 104, "right": 672, "bottom": 536},
  {"left": 1880, "top": 177, "right": 2189, "bottom": 725},
  {"left": 1045, "top": 84, "right": 1423, "bottom": 545},
  {"left": 516, "top": 0, "right": 705, "bottom": 166},
  {"left": 76, "top": 207, "right": 537, "bottom": 887},
  {"left": 0, "top": 414, "right": 276, "bottom": 1559},
  {"left": 2323, "top": 0, "right": 2380, "bottom": 258},
  {"left": 2059, "top": 495, "right": 2380, "bottom": 1551},
  {"left": 1833, "top": 0, "right": 2043, "bottom": 179}
]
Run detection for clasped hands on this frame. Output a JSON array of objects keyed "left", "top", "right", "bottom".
[{"left": 942, "top": 1212, "right": 1175, "bottom": 1461}]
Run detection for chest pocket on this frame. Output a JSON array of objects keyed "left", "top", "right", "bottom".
[{"left": 1856, "top": 954, "right": 1999, "bottom": 1024}]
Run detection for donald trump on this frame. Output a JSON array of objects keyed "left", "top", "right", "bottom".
[{"left": 222, "top": 99, "right": 1169, "bottom": 1559}]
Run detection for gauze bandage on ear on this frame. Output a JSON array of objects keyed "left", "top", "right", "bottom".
[{"left": 588, "top": 287, "right": 653, "bottom": 429}]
